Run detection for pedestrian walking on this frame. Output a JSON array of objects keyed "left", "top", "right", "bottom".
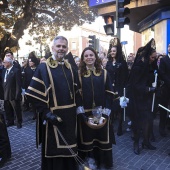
[{"left": 2, "top": 56, "right": 22, "bottom": 128}]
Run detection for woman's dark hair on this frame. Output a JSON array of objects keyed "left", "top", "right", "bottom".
[
  {"left": 4, "top": 49, "right": 13, "bottom": 56},
  {"left": 28, "top": 52, "right": 39, "bottom": 66},
  {"left": 79, "top": 47, "right": 102, "bottom": 76},
  {"left": 134, "top": 39, "right": 156, "bottom": 65},
  {"left": 149, "top": 49, "right": 156, "bottom": 56},
  {"left": 107, "top": 38, "right": 125, "bottom": 63},
  {"left": 157, "top": 54, "right": 164, "bottom": 59}
]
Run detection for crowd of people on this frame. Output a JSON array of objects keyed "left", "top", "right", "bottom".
[{"left": 0, "top": 35, "right": 169, "bottom": 170}]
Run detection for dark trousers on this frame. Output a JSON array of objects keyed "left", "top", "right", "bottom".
[
  {"left": 159, "top": 86, "right": 170, "bottom": 130},
  {"left": 4, "top": 100, "right": 22, "bottom": 124}
]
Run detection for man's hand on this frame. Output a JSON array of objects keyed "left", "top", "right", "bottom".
[{"left": 46, "top": 112, "right": 62, "bottom": 125}]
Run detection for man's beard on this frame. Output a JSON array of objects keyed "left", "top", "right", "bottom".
[{"left": 53, "top": 51, "right": 65, "bottom": 60}]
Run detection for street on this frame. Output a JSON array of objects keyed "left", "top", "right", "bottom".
[{"left": 1, "top": 111, "right": 170, "bottom": 170}]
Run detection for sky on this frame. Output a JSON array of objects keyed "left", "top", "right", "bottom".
[{"left": 17, "top": 16, "right": 133, "bottom": 61}]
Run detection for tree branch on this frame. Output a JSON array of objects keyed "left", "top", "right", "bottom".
[{"left": 34, "top": 8, "right": 56, "bottom": 18}]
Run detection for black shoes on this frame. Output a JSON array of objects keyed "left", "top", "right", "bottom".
[
  {"left": 133, "top": 142, "right": 156, "bottom": 155},
  {"left": 32, "top": 114, "right": 37, "bottom": 120},
  {"left": 16, "top": 123, "right": 22, "bottom": 129},
  {"left": 133, "top": 142, "right": 140, "bottom": 155},
  {"left": 142, "top": 142, "right": 156, "bottom": 150},
  {"left": 159, "top": 129, "right": 167, "bottom": 137},
  {"left": 117, "top": 126, "right": 123, "bottom": 136},
  {"left": 150, "top": 134, "right": 156, "bottom": 142}
]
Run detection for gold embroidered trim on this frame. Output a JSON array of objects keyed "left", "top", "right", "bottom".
[
  {"left": 46, "top": 62, "right": 58, "bottom": 106},
  {"left": 113, "top": 96, "right": 120, "bottom": 101},
  {"left": 45, "top": 121, "right": 48, "bottom": 157},
  {"left": 105, "top": 90, "right": 118, "bottom": 95},
  {"left": 84, "top": 68, "right": 101, "bottom": 77},
  {"left": 78, "top": 146, "right": 112, "bottom": 152},
  {"left": 25, "top": 92, "right": 48, "bottom": 103},
  {"left": 45, "top": 121, "right": 77, "bottom": 157},
  {"left": 50, "top": 104, "right": 76, "bottom": 111},
  {"left": 47, "top": 57, "right": 58, "bottom": 68},
  {"left": 46, "top": 60, "right": 75, "bottom": 109},
  {"left": 28, "top": 86, "right": 46, "bottom": 96},
  {"left": 69, "top": 63, "right": 75, "bottom": 103},
  {"left": 53, "top": 126, "right": 77, "bottom": 148},
  {"left": 46, "top": 56, "right": 70, "bottom": 69},
  {"left": 45, "top": 154, "right": 77, "bottom": 158},
  {"left": 104, "top": 69, "right": 107, "bottom": 84},
  {"left": 32, "top": 76, "right": 45, "bottom": 85},
  {"left": 84, "top": 109, "right": 93, "bottom": 112},
  {"left": 64, "top": 59, "right": 71, "bottom": 69}
]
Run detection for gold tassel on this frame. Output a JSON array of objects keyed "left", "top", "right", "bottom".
[{"left": 84, "top": 166, "right": 92, "bottom": 170}]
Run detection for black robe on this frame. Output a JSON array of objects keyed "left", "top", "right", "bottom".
[
  {"left": 26, "top": 58, "right": 82, "bottom": 170},
  {"left": 0, "top": 113, "right": 11, "bottom": 168},
  {"left": 77, "top": 69, "right": 115, "bottom": 169},
  {"left": 106, "top": 60, "right": 128, "bottom": 115},
  {"left": 126, "top": 60, "right": 156, "bottom": 129}
]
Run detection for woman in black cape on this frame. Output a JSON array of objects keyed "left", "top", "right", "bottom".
[
  {"left": 105, "top": 38, "right": 128, "bottom": 136},
  {"left": 77, "top": 47, "right": 115, "bottom": 169},
  {"left": 126, "top": 38, "right": 157, "bottom": 155}
]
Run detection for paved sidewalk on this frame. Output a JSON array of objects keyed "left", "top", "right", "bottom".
[{"left": 1, "top": 111, "right": 170, "bottom": 170}]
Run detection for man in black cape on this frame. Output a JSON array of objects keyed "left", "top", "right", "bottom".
[{"left": 26, "top": 36, "right": 82, "bottom": 170}]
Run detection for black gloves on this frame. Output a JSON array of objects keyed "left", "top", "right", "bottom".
[{"left": 45, "top": 112, "right": 62, "bottom": 126}]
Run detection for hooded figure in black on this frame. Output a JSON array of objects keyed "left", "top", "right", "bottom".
[
  {"left": 127, "top": 38, "right": 157, "bottom": 155},
  {"left": 105, "top": 38, "right": 128, "bottom": 136}
]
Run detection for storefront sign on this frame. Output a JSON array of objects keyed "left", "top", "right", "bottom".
[
  {"left": 89, "top": 0, "right": 115, "bottom": 7},
  {"left": 138, "top": 7, "right": 170, "bottom": 32}
]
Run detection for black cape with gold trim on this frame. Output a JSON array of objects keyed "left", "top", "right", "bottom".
[
  {"left": 77, "top": 69, "right": 115, "bottom": 151},
  {"left": 26, "top": 58, "right": 82, "bottom": 158},
  {"left": 77, "top": 69, "right": 115, "bottom": 169}
]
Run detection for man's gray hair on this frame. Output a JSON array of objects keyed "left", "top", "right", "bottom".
[
  {"left": 52, "top": 36, "right": 68, "bottom": 46},
  {"left": 4, "top": 56, "right": 13, "bottom": 65}
]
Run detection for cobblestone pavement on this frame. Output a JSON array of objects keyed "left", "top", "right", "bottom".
[{"left": 1, "top": 111, "right": 170, "bottom": 170}]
